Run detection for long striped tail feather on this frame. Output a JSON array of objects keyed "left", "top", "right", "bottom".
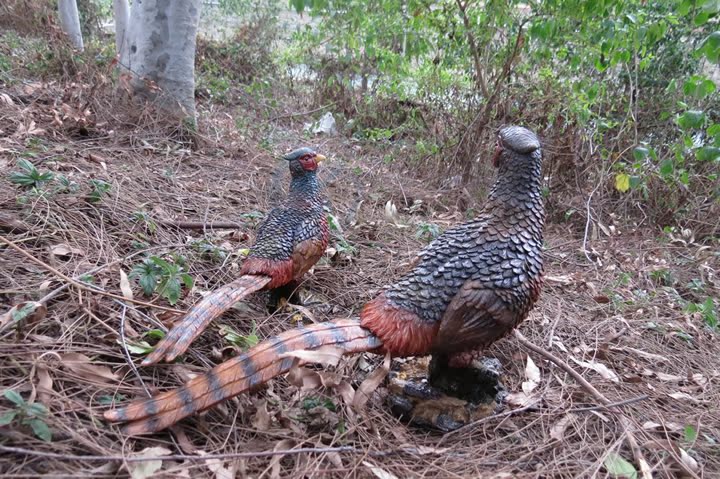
[
  {"left": 105, "top": 319, "right": 382, "bottom": 435},
  {"left": 142, "top": 275, "right": 272, "bottom": 366}
]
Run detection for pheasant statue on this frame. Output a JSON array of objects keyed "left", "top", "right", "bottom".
[
  {"left": 106, "top": 126, "right": 545, "bottom": 434},
  {"left": 142, "top": 147, "right": 329, "bottom": 366}
]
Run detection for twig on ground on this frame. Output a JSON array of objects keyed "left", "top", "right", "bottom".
[
  {"left": 268, "top": 101, "right": 338, "bottom": 122},
  {"left": 118, "top": 304, "right": 151, "bottom": 397},
  {"left": 568, "top": 395, "right": 649, "bottom": 413},
  {"left": 159, "top": 220, "right": 245, "bottom": 230},
  {"left": 514, "top": 329, "right": 653, "bottom": 479},
  {"left": 0, "top": 234, "right": 184, "bottom": 314}
]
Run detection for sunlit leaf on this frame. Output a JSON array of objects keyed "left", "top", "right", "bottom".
[
  {"left": 604, "top": 452, "right": 637, "bottom": 479},
  {"left": 615, "top": 173, "right": 630, "bottom": 193}
]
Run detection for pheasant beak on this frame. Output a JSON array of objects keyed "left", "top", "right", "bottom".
[{"left": 315, "top": 154, "right": 327, "bottom": 163}]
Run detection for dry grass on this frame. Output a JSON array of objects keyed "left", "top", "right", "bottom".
[{"left": 1, "top": 53, "right": 719, "bottom": 479}]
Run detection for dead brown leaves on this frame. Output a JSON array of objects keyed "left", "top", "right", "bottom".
[{"left": 59, "top": 353, "right": 120, "bottom": 384}]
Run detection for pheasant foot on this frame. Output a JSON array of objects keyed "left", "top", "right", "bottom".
[
  {"left": 267, "top": 280, "right": 302, "bottom": 313},
  {"left": 386, "top": 355, "right": 506, "bottom": 432}
]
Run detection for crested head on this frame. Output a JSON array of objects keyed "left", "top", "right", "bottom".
[
  {"left": 283, "top": 147, "right": 326, "bottom": 176},
  {"left": 492, "top": 125, "right": 542, "bottom": 168}
]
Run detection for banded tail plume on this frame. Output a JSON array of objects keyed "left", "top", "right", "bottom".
[
  {"left": 142, "top": 148, "right": 329, "bottom": 366},
  {"left": 105, "top": 320, "right": 381, "bottom": 435},
  {"left": 106, "top": 126, "right": 546, "bottom": 435}
]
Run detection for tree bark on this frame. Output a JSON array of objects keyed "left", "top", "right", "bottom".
[
  {"left": 122, "top": 0, "right": 202, "bottom": 122},
  {"left": 113, "top": 0, "right": 130, "bottom": 56},
  {"left": 58, "top": 0, "right": 84, "bottom": 51}
]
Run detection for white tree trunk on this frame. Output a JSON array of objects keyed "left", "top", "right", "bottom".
[
  {"left": 113, "top": 0, "right": 130, "bottom": 56},
  {"left": 58, "top": 0, "right": 84, "bottom": 51},
  {"left": 123, "top": 0, "right": 202, "bottom": 121}
]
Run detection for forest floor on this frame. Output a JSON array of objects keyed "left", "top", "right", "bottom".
[{"left": 0, "top": 68, "right": 719, "bottom": 478}]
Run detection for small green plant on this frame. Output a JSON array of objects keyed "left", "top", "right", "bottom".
[
  {"left": 327, "top": 213, "right": 356, "bottom": 256},
  {"left": 130, "top": 255, "right": 194, "bottom": 305},
  {"left": 686, "top": 297, "right": 718, "bottom": 329},
  {"left": 301, "top": 396, "right": 336, "bottom": 412},
  {"left": 649, "top": 268, "right": 674, "bottom": 286},
  {"left": 1, "top": 390, "right": 51, "bottom": 442},
  {"left": 190, "top": 239, "right": 228, "bottom": 262},
  {"left": 415, "top": 222, "right": 441, "bottom": 242},
  {"left": 687, "top": 278, "right": 705, "bottom": 293},
  {"left": 363, "top": 127, "right": 393, "bottom": 142},
  {"left": 87, "top": 179, "right": 111, "bottom": 203},
  {"left": 9, "top": 159, "right": 54, "bottom": 188},
  {"left": 131, "top": 211, "right": 158, "bottom": 235},
  {"left": 221, "top": 321, "right": 259, "bottom": 350}
]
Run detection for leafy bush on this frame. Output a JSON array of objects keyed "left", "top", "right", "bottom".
[{"left": 284, "top": 0, "right": 719, "bottom": 232}]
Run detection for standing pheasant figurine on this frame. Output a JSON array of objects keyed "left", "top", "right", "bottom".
[
  {"left": 142, "top": 147, "right": 329, "bottom": 366},
  {"left": 105, "top": 126, "right": 545, "bottom": 434}
]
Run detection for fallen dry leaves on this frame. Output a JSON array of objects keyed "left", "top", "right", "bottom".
[{"left": 59, "top": 353, "right": 120, "bottom": 384}]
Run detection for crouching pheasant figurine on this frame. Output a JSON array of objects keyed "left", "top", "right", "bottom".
[
  {"left": 105, "top": 126, "right": 545, "bottom": 434},
  {"left": 141, "top": 147, "right": 329, "bottom": 366}
]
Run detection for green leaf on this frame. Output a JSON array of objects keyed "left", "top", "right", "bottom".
[
  {"left": 615, "top": 173, "right": 630, "bottom": 193},
  {"left": 683, "top": 76, "right": 716, "bottom": 99},
  {"left": 98, "top": 394, "right": 126, "bottom": 405},
  {"left": 708, "top": 123, "right": 720, "bottom": 140},
  {"left": 222, "top": 323, "right": 259, "bottom": 350},
  {"left": 28, "top": 418, "right": 52, "bottom": 442},
  {"left": 138, "top": 273, "right": 158, "bottom": 295},
  {"left": 685, "top": 424, "right": 698, "bottom": 443},
  {"left": 678, "top": 0, "right": 693, "bottom": 15},
  {"left": 144, "top": 329, "right": 166, "bottom": 340},
  {"left": 697, "top": 146, "right": 720, "bottom": 161},
  {"left": 4, "top": 390, "right": 25, "bottom": 407},
  {"left": 694, "top": 12, "right": 711, "bottom": 26},
  {"left": 679, "top": 170, "right": 690, "bottom": 185},
  {"left": 659, "top": 159, "right": 674, "bottom": 177},
  {"left": 27, "top": 402, "right": 48, "bottom": 417},
  {"left": 699, "top": 32, "right": 720, "bottom": 63},
  {"left": 0, "top": 410, "right": 17, "bottom": 425},
  {"left": 159, "top": 278, "right": 181, "bottom": 305},
  {"left": 632, "top": 147, "right": 649, "bottom": 161},
  {"left": 677, "top": 110, "right": 706, "bottom": 130},
  {"left": 120, "top": 340, "right": 155, "bottom": 355},
  {"left": 8, "top": 172, "right": 36, "bottom": 186},
  {"left": 604, "top": 452, "right": 638, "bottom": 479},
  {"left": 180, "top": 273, "right": 194, "bottom": 290},
  {"left": 16, "top": 158, "right": 36, "bottom": 173}
]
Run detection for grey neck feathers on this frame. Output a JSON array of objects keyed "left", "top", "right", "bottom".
[
  {"left": 485, "top": 150, "right": 544, "bottom": 232},
  {"left": 288, "top": 173, "right": 322, "bottom": 205}
]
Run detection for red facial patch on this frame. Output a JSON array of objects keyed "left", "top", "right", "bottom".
[
  {"left": 240, "top": 258, "right": 293, "bottom": 289},
  {"left": 492, "top": 142, "right": 503, "bottom": 167},
  {"left": 360, "top": 293, "right": 439, "bottom": 357},
  {"left": 298, "top": 156, "right": 318, "bottom": 171}
]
